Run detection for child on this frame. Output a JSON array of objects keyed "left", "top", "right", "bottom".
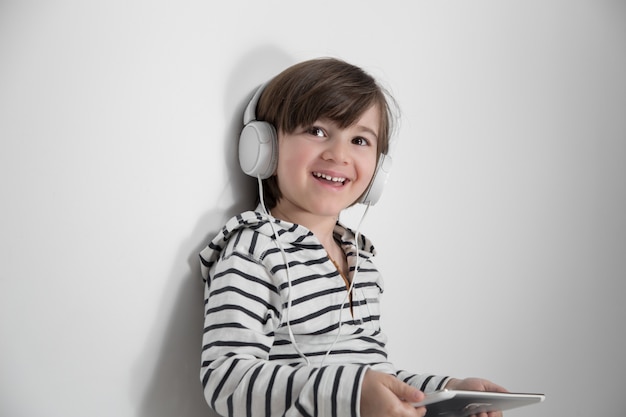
[{"left": 199, "top": 57, "right": 506, "bottom": 417}]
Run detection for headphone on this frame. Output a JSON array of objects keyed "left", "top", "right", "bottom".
[{"left": 238, "top": 83, "right": 392, "bottom": 206}]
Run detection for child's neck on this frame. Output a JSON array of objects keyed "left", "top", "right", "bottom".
[
  {"left": 270, "top": 204, "right": 349, "bottom": 279},
  {"left": 270, "top": 205, "right": 338, "bottom": 248}
]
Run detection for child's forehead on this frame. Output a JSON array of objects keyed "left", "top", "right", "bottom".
[{"left": 318, "top": 103, "right": 381, "bottom": 130}]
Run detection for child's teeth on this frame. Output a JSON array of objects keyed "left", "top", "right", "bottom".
[{"left": 314, "top": 172, "right": 345, "bottom": 183}]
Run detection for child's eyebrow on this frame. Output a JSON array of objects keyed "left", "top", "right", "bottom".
[
  {"left": 313, "top": 118, "right": 379, "bottom": 139},
  {"left": 355, "top": 124, "right": 379, "bottom": 139}
]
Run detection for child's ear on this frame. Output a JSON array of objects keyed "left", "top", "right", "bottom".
[{"left": 358, "top": 154, "right": 393, "bottom": 206}]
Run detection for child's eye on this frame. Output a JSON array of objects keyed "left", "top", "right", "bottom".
[
  {"left": 307, "top": 126, "right": 326, "bottom": 137},
  {"left": 352, "top": 137, "right": 370, "bottom": 146}
]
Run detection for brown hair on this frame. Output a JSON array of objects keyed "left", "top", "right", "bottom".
[{"left": 255, "top": 57, "right": 397, "bottom": 209}]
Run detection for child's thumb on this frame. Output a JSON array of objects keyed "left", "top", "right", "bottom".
[{"left": 387, "top": 377, "right": 424, "bottom": 403}]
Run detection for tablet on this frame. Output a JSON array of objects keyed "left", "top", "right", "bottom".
[{"left": 412, "top": 390, "right": 545, "bottom": 416}]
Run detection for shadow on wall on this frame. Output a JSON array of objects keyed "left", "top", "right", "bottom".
[{"left": 135, "top": 46, "right": 294, "bottom": 417}]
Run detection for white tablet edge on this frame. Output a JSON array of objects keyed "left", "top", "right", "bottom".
[{"left": 411, "top": 390, "right": 545, "bottom": 408}]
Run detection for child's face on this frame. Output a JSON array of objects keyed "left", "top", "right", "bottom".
[{"left": 274, "top": 104, "right": 380, "bottom": 219}]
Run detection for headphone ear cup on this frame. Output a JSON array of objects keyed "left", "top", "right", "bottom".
[
  {"left": 359, "top": 153, "right": 393, "bottom": 205},
  {"left": 239, "top": 120, "right": 278, "bottom": 179}
]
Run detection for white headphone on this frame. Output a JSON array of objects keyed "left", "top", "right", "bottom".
[{"left": 238, "top": 83, "right": 393, "bottom": 206}]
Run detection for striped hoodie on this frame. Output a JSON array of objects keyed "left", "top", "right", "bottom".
[{"left": 199, "top": 207, "right": 449, "bottom": 417}]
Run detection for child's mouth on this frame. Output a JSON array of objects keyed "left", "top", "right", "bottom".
[{"left": 312, "top": 172, "right": 347, "bottom": 186}]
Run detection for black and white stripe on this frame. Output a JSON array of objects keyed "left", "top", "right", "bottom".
[{"left": 199, "top": 208, "right": 448, "bottom": 416}]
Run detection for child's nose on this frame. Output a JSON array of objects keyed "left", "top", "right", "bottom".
[{"left": 322, "top": 138, "right": 349, "bottom": 164}]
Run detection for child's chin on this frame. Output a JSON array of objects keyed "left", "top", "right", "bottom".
[{"left": 308, "top": 203, "right": 344, "bottom": 218}]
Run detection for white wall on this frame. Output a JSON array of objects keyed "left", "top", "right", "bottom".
[{"left": 1, "top": 1, "right": 624, "bottom": 416}]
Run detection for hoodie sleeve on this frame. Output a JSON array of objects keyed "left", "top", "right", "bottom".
[
  {"left": 200, "top": 244, "right": 369, "bottom": 417},
  {"left": 395, "top": 370, "right": 451, "bottom": 393}
]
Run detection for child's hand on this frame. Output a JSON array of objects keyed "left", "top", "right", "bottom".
[
  {"left": 444, "top": 377, "right": 509, "bottom": 417},
  {"left": 360, "top": 370, "right": 427, "bottom": 417}
]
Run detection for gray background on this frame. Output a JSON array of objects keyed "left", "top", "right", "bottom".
[{"left": 1, "top": 1, "right": 624, "bottom": 416}]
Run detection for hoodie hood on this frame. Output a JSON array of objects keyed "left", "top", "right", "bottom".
[{"left": 199, "top": 205, "right": 376, "bottom": 283}]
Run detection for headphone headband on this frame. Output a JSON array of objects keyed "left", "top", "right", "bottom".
[{"left": 242, "top": 82, "right": 268, "bottom": 125}]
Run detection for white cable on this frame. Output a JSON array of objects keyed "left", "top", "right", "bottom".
[
  {"left": 257, "top": 175, "right": 311, "bottom": 366},
  {"left": 257, "top": 175, "right": 373, "bottom": 367},
  {"left": 321, "top": 202, "right": 371, "bottom": 367}
]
